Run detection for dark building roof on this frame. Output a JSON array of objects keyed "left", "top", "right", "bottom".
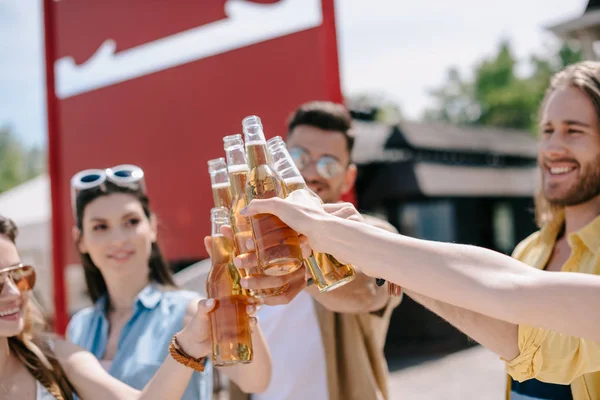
[
  {"left": 351, "top": 120, "right": 538, "bottom": 204},
  {"left": 351, "top": 120, "right": 538, "bottom": 165}
]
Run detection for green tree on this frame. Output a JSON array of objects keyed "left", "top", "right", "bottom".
[
  {"left": 422, "top": 67, "right": 478, "bottom": 124},
  {"left": 0, "top": 126, "right": 45, "bottom": 193},
  {"left": 423, "top": 40, "right": 583, "bottom": 132}
]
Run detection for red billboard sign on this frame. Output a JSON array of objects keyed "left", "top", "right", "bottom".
[{"left": 44, "top": 0, "right": 343, "bottom": 332}]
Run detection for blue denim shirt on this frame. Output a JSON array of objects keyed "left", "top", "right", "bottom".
[{"left": 67, "top": 285, "right": 212, "bottom": 399}]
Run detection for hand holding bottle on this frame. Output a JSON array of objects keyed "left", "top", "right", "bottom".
[
  {"left": 241, "top": 189, "right": 331, "bottom": 251},
  {"left": 174, "top": 299, "right": 217, "bottom": 360},
  {"left": 205, "top": 225, "right": 313, "bottom": 307},
  {"left": 203, "top": 234, "right": 261, "bottom": 320},
  {"left": 241, "top": 190, "right": 403, "bottom": 297}
]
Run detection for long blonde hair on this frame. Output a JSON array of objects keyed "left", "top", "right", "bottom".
[
  {"left": 0, "top": 216, "right": 76, "bottom": 399},
  {"left": 535, "top": 61, "right": 600, "bottom": 228}
]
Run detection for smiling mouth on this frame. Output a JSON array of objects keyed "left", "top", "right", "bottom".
[
  {"left": 0, "top": 305, "right": 21, "bottom": 319},
  {"left": 547, "top": 166, "right": 577, "bottom": 176},
  {"left": 108, "top": 251, "right": 134, "bottom": 261}
]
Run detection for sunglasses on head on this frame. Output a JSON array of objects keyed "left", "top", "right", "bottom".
[
  {"left": 70, "top": 164, "right": 146, "bottom": 216},
  {"left": 288, "top": 147, "right": 346, "bottom": 180},
  {"left": 0, "top": 264, "right": 36, "bottom": 293}
]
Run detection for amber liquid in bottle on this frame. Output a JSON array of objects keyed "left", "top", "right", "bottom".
[
  {"left": 291, "top": 178, "right": 400, "bottom": 295},
  {"left": 282, "top": 177, "right": 356, "bottom": 292},
  {"left": 208, "top": 158, "right": 233, "bottom": 210},
  {"left": 212, "top": 183, "right": 233, "bottom": 210},
  {"left": 229, "top": 165, "right": 289, "bottom": 297},
  {"left": 245, "top": 142, "right": 302, "bottom": 276},
  {"left": 269, "top": 133, "right": 401, "bottom": 296},
  {"left": 284, "top": 176, "right": 402, "bottom": 295},
  {"left": 206, "top": 209, "right": 253, "bottom": 366}
]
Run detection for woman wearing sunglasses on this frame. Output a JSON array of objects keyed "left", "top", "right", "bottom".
[
  {"left": 241, "top": 189, "right": 600, "bottom": 343},
  {"left": 67, "top": 165, "right": 271, "bottom": 399},
  {"left": 0, "top": 214, "right": 245, "bottom": 399}
]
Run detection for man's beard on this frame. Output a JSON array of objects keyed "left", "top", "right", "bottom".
[{"left": 544, "top": 154, "right": 600, "bottom": 206}]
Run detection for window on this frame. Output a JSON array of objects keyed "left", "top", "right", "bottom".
[{"left": 399, "top": 201, "right": 455, "bottom": 242}]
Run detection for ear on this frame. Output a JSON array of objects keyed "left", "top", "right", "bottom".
[
  {"left": 341, "top": 164, "right": 357, "bottom": 195},
  {"left": 149, "top": 214, "right": 158, "bottom": 243},
  {"left": 72, "top": 226, "right": 86, "bottom": 253}
]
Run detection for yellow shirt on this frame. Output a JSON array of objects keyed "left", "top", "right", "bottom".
[{"left": 505, "top": 212, "right": 600, "bottom": 400}]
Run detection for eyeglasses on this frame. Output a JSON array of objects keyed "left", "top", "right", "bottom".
[
  {"left": 0, "top": 264, "right": 36, "bottom": 293},
  {"left": 289, "top": 147, "right": 346, "bottom": 179},
  {"left": 70, "top": 164, "right": 146, "bottom": 215}
]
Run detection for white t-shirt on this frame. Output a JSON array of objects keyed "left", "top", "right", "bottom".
[{"left": 253, "top": 290, "right": 328, "bottom": 400}]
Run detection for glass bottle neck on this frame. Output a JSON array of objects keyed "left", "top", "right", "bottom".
[
  {"left": 210, "top": 169, "right": 230, "bottom": 186},
  {"left": 229, "top": 168, "right": 248, "bottom": 197},
  {"left": 246, "top": 142, "right": 270, "bottom": 169},
  {"left": 225, "top": 144, "right": 248, "bottom": 170},
  {"left": 211, "top": 219, "right": 229, "bottom": 236}
]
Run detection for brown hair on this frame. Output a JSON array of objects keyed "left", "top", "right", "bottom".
[
  {"left": 287, "top": 101, "right": 355, "bottom": 155},
  {"left": 73, "top": 181, "right": 176, "bottom": 305},
  {"left": 535, "top": 61, "right": 600, "bottom": 227},
  {"left": 0, "top": 215, "right": 76, "bottom": 399}
]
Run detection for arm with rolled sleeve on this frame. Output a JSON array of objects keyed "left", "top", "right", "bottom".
[{"left": 507, "top": 325, "right": 600, "bottom": 384}]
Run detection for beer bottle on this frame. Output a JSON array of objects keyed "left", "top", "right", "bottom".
[
  {"left": 267, "top": 136, "right": 402, "bottom": 297},
  {"left": 243, "top": 116, "right": 303, "bottom": 276},
  {"left": 206, "top": 207, "right": 253, "bottom": 366},
  {"left": 267, "top": 136, "right": 356, "bottom": 292},
  {"left": 223, "top": 134, "right": 289, "bottom": 297}
]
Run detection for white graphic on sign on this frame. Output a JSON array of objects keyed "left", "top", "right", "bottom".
[{"left": 55, "top": 0, "right": 322, "bottom": 99}]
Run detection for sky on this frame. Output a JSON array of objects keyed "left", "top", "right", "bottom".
[{"left": 0, "top": 0, "right": 589, "bottom": 148}]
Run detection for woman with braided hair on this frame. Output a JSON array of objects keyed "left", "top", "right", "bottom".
[{"left": 0, "top": 214, "right": 265, "bottom": 399}]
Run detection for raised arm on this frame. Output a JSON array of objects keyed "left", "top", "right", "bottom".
[{"left": 240, "top": 190, "right": 600, "bottom": 342}]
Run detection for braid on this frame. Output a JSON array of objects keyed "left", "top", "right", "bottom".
[{"left": 9, "top": 337, "right": 76, "bottom": 400}]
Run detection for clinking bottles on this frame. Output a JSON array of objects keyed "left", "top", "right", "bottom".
[
  {"left": 206, "top": 207, "right": 253, "bottom": 366},
  {"left": 267, "top": 136, "right": 356, "bottom": 292},
  {"left": 223, "top": 134, "right": 289, "bottom": 298},
  {"left": 243, "top": 116, "right": 303, "bottom": 276}
]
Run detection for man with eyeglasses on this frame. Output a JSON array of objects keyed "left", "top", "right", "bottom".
[{"left": 229, "top": 101, "right": 401, "bottom": 400}]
